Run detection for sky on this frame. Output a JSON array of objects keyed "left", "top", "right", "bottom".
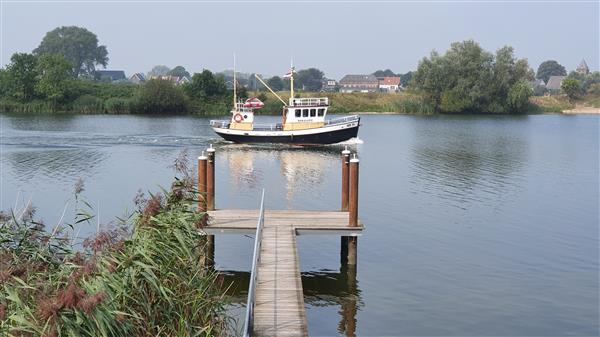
[{"left": 1, "top": 1, "right": 598, "bottom": 80}]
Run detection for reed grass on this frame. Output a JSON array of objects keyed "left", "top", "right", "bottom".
[{"left": 0, "top": 154, "right": 232, "bottom": 337}]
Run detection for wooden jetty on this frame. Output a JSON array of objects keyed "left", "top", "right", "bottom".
[{"left": 197, "top": 146, "right": 363, "bottom": 337}]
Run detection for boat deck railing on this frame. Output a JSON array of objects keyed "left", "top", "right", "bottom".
[
  {"left": 289, "top": 97, "right": 329, "bottom": 107},
  {"left": 210, "top": 115, "right": 359, "bottom": 132},
  {"left": 324, "top": 115, "right": 360, "bottom": 126}
]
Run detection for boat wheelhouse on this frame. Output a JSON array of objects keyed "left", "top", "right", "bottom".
[{"left": 210, "top": 63, "right": 360, "bottom": 145}]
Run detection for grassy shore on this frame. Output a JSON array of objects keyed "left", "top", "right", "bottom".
[{"left": 3, "top": 90, "right": 599, "bottom": 115}]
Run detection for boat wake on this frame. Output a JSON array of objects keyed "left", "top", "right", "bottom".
[{"left": 337, "top": 137, "right": 364, "bottom": 145}]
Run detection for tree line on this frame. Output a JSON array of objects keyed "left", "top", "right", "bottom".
[{"left": 1, "top": 25, "right": 597, "bottom": 114}]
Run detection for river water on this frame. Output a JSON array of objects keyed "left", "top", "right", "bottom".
[{"left": 1, "top": 113, "right": 598, "bottom": 336}]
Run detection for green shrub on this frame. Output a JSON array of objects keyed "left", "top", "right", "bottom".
[
  {"left": 104, "top": 97, "right": 132, "bottom": 114},
  {"left": 71, "top": 94, "right": 104, "bottom": 114}
]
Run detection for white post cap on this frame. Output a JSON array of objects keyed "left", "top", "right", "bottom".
[{"left": 198, "top": 151, "right": 207, "bottom": 160}]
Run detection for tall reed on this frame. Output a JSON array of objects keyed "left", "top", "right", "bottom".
[{"left": 0, "top": 158, "right": 232, "bottom": 336}]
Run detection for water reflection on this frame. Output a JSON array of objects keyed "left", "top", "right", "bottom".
[
  {"left": 219, "top": 265, "right": 362, "bottom": 337},
  {"left": 220, "top": 145, "right": 345, "bottom": 202},
  {"left": 410, "top": 118, "right": 528, "bottom": 208},
  {"left": 3, "top": 149, "right": 107, "bottom": 185}
]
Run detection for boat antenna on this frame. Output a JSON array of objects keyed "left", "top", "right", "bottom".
[
  {"left": 290, "top": 57, "right": 294, "bottom": 101},
  {"left": 254, "top": 74, "right": 287, "bottom": 106},
  {"left": 233, "top": 53, "right": 237, "bottom": 110}
]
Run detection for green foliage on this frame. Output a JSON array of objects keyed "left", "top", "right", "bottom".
[
  {"left": 267, "top": 76, "right": 284, "bottom": 91},
  {"left": 35, "top": 53, "right": 76, "bottom": 103},
  {"left": 536, "top": 60, "right": 567, "bottom": 83},
  {"left": 134, "top": 79, "right": 188, "bottom": 113},
  {"left": 167, "top": 66, "right": 190, "bottom": 78},
  {"left": 400, "top": 71, "right": 414, "bottom": 87},
  {"left": 507, "top": 80, "right": 533, "bottom": 112},
  {"left": 6, "top": 53, "right": 38, "bottom": 101},
  {"left": 561, "top": 77, "right": 583, "bottom": 100},
  {"left": 104, "top": 97, "right": 132, "bottom": 114},
  {"left": 147, "top": 65, "right": 171, "bottom": 78},
  {"left": 372, "top": 69, "right": 397, "bottom": 77},
  {"left": 34, "top": 26, "right": 108, "bottom": 77},
  {"left": 0, "top": 172, "right": 231, "bottom": 336},
  {"left": 295, "top": 68, "right": 324, "bottom": 91},
  {"left": 71, "top": 94, "right": 104, "bottom": 114},
  {"left": 184, "top": 70, "right": 227, "bottom": 100},
  {"left": 412, "top": 40, "right": 532, "bottom": 113}
]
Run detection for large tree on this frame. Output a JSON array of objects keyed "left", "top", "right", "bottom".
[
  {"left": 35, "top": 53, "right": 75, "bottom": 103},
  {"left": 167, "top": 66, "right": 190, "bottom": 78},
  {"left": 184, "top": 70, "right": 227, "bottom": 100},
  {"left": 267, "top": 76, "right": 284, "bottom": 91},
  {"left": 34, "top": 26, "right": 108, "bottom": 77},
  {"left": 412, "top": 40, "right": 532, "bottom": 113},
  {"left": 148, "top": 65, "right": 171, "bottom": 78},
  {"left": 536, "top": 60, "right": 566, "bottom": 83},
  {"left": 561, "top": 77, "right": 582, "bottom": 100},
  {"left": 7, "top": 53, "right": 38, "bottom": 101},
  {"left": 372, "top": 69, "right": 397, "bottom": 77},
  {"left": 295, "top": 68, "right": 324, "bottom": 91}
]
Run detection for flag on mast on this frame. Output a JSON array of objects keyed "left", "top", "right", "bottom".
[{"left": 283, "top": 67, "right": 295, "bottom": 79}]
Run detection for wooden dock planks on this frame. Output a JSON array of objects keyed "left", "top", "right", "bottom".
[{"left": 205, "top": 209, "right": 362, "bottom": 337}]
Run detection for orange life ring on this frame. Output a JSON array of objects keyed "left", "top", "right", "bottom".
[{"left": 233, "top": 113, "right": 244, "bottom": 123}]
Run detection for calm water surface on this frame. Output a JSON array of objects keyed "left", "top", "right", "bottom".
[{"left": 1, "top": 113, "right": 598, "bottom": 336}]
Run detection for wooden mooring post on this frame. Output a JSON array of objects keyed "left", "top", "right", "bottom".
[
  {"left": 341, "top": 151, "right": 359, "bottom": 266},
  {"left": 198, "top": 150, "right": 215, "bottom": 267},
  {"left": 206, "top": 145, "right": 216, "bottom": 266}
]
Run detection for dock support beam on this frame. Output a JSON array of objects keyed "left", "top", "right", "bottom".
[{"left": 206, "top": 145, "right": 216, "bottom": 267}]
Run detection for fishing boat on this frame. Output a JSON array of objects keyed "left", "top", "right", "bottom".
[{"left": 210, "top": 64, "right": 360, "bottom": 145}]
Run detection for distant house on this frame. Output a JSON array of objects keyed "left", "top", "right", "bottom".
[
  {"left": 528, "top": 78, "right": 545, "bottom": 89},
  {"left": 129, "top": 73, "right": 146, "bottom": 84},
  {"left": 178, "top": 76, "right": 191, "bottom": 85},
  {"left": 321, "top": 78, "right": 338, "bottom": 92},
  {"left": 379, "top": 76, "right": 401, "bottom": 92},
  {"left": 339, "top": 74, "right": 379, "bottom": 93},
  {"left": 95, "top": 70, "right": 126, "bottom": 82},
  {"left": 576, "top": 59, "right": 590, "bottom": 75},
  {"left": 546, "top": 75, "right": 566, "bottom": 91},
  {"left": 149, "top": 75, "right": 191, "bottom": 86}
]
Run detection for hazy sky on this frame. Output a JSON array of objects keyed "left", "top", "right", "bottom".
[{"left": 1, "top": 1, "right": 598, "bottom": 79}]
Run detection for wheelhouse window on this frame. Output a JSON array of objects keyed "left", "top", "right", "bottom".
[
  {"left": 295, "top": 109, "right": 301, "bottom": 117},
  {"left": 302, "top": 109, "right": 309, "bottom": 117},
  {"left": 318, "top": 108, "right": 325, "bottom": 116},
  {"left": 310, "top": 109, "right": 316, "bottom": 117}
]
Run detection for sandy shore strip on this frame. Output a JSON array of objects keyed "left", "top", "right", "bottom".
[{"left": 562, "top": 107, "right": 600, "bottom": 114}]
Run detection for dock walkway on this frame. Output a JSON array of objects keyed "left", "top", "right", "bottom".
[{"left": 206, "top": 209, "right": 362, "bottom": 337}]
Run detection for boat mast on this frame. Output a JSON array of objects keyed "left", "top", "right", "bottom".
[
  {"left": 290, "top": 58, "right": 294, "bottom": 101},
  {"left": 233, "top": 53, "right": 237, "bottom": 110}
]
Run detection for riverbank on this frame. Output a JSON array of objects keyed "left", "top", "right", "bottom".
[{"left": 3, "top": 91, "right": 599, "bottom": 115}]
